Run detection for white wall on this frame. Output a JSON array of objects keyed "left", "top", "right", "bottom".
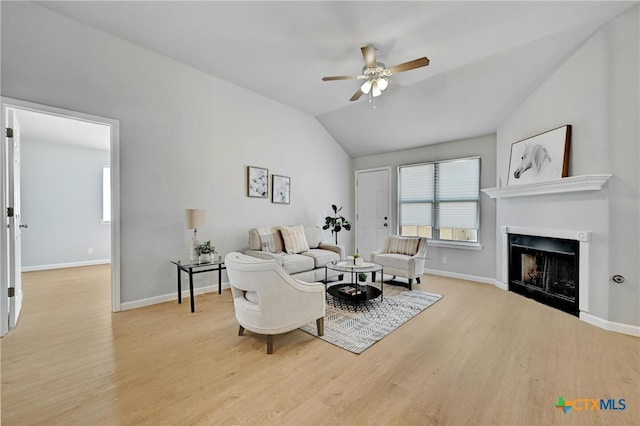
[
  {"left": 1, "top": 1, "right": 353, "bottom": 304},
  {"left": 496, "top": 6, "right": 639, "bottom": 327},
  {"left": 353, "top": 134, "right": 497, "bottom": 281},
  {"left": 20, "top": 139, "right": 110, "bottom": 268}
]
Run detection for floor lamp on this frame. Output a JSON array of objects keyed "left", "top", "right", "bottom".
[{"left": 185, "top": 208, "right": 207, "bottom": 262}]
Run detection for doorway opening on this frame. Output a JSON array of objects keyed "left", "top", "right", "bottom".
[{"left": 1, "top": 98, "right": 120, "bottom": 336}]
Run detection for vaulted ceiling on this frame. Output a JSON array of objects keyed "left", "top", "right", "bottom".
[{"left": 37, "top": 1, "right": 636, "bottom": 157}]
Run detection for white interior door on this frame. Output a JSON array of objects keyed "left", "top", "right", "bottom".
[
  {"left": 355, "top": 168, "right": 391, "bottom": 261},
  {"left": 6, "top": 108, "right": 23, "bottom": 329}
]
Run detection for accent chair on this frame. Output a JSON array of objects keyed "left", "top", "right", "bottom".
[
  {"left": 370, "top": 235, "right": 428, "bottom": 290},
  {"left": 224, "top": 252, "right": 325, "bottom": 354}
]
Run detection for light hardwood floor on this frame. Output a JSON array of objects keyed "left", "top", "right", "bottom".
[{"left": 1, "top": 265, "right": 638, "bottom": 425}]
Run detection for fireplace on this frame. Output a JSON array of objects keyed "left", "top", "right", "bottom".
[{"left": 508, "top": 234, "right": 579, "bottom": 316}]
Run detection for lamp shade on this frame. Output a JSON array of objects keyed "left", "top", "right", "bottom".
[{"left": 185, "top": 209, "right": 207, "bottom": 230}]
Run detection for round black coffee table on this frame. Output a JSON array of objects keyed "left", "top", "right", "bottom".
[{"left": 324, "top": 260, "right": 384, "bottom": 303}]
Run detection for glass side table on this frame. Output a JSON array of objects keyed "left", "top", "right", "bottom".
[{"left": 170, "top": 258, "right": 226, "bottom": 313}]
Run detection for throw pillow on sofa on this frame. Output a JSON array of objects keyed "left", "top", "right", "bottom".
[
  {"left": 387, "top": 235, "right": 420, "bottom": 256},
  {"left": 280, "top": 224, "right": 310, "bottom": 254},
  {"left": 304, "top": 226, "right": 323, "bottom": 249},
  {"left": 254, "top": 226, "right": 284, "bottom": 253}
]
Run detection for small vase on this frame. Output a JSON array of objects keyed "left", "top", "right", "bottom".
[
  {"left": 355, "top": 257, "right": 363, "bottom": 266},
  {"left": 199, "top": 253, "right": 212, "bottom": 263}
]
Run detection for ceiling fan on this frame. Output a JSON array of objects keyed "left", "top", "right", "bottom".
[{"left": 322, "top": 45, "right": 430, "bottom": 104}]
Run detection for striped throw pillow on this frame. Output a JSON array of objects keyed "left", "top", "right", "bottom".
[
  {"left": 280, "top": 225, "right": 310, "bottom": 254},
  {"left": 387, "top": 236, "right": 420, "bottom": 256}
]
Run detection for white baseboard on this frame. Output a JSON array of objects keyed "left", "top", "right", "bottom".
[
  {"left": 580, "top": 312, "right": 640, "bottom": 337},
  {"left": 494, "top": 280, "right": 508, "bottom": 291},
  {"left": 22, "top": 259, "right": 111, "bottom": 272},
  {"left": 424, "top": 268, "right": 495, "bottom": 285},
  {"left": 120, "top": 281, "right": 230, "bottom": 311}
]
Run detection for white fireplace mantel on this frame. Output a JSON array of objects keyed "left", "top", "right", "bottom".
[{"left": 482, "top": 174, "right": 612, "bottom": 199}]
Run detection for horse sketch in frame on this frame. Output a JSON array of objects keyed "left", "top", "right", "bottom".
[{"left": 508, "top": 125, "right": 571, "bottom": 186}]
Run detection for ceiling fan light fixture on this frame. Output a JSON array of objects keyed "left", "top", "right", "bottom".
[
  {"left": 361, "top": 79, "right": 373, "bottom": 94},
  {"left": 322, "top": 45, "right": 429, "bottom": 105},
  {"left": 372, "top": 80, "right": 382, "bottom": 97}
]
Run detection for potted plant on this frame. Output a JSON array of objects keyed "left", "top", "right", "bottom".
[
  {"left": 196, "top": 240, "right": 216, "bottom": 262},
  {"left": 323, "top": 204, "right": 352, "bottom": 245},
  {"left": 352, "top": 252, "right": 363, "bottom": 266}
]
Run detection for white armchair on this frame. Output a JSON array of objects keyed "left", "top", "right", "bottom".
[
  {"left": 224, "top": 252, "right": 325, "bottom": 354},
  {"left": 371, "top": 236, "right": 428, "bottom": 290}
]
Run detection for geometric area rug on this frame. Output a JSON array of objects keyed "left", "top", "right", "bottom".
[{"left": 299, "top": 283, "right": 443, "bottom": 354}]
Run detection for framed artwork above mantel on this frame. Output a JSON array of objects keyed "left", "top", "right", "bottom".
[{"left": 507, "top": 125, "right": 571, "bottom": 187}]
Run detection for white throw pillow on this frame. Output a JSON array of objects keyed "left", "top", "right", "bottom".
[
  {"left": 304, "top": 226, "right": 322, "bottom": 249},
  {"left": 280, "top": 224, "right": 310, "bottom": 254}
]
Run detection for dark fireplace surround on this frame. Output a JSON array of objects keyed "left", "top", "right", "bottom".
[{"left": 508, "top": 234, "right": 579, "bottom": 316}]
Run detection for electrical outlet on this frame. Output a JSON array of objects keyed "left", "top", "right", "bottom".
[
  {"left": 442, "top": 256, "right": 447, "bottom": 264},
  {"left": 88, "top": 248, "right": 94, "bottom": 255}
]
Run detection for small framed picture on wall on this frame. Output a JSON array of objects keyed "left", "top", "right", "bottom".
[
  {"left": 247, "top": 166, "right": 268, "bottom": 198},
  {"left": 272, "top": 175, "right": 290, "bottom": 204}
]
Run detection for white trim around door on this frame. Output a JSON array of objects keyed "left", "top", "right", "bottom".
[{"left": 1, "top": 98, "right": 121, "bottom": 332}]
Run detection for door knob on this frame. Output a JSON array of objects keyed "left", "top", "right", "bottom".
[
  {"left": 19, "top": 223, "right": 28, "bottom": 229},
  {"left": 384, "top": 223, "right": 388, "bottom": 227}
]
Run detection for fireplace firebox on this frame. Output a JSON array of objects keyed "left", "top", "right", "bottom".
[{"left": 508, "top": 234, "right": 579, "bottom": 316}]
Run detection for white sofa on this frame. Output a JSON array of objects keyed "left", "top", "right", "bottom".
[
  {"left": 244, "top": 225, "right": 345, "bottom": 282},
  {"left": 225, "top": 252, "right": 325, "bottom": 354}
]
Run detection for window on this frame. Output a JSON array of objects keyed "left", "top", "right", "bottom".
[
  {"left": 102, "top": 165, "right": 111, "bottom": 223},
  {"left": 398, "top": 157, "right": 479, "bottom": 243}
]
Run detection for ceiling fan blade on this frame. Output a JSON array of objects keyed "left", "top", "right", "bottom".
[
  {"left": 387, "top": 57, "right": 430, "bottom": 74},
  {"left": 322, "top": 75, "right": 366, "bottom": 81},
  {"left": 361, "top": 45, "right": 377, "bottom": 68},
  {"left": 349, "top": 89, "right": 364, "bottom": 101}
]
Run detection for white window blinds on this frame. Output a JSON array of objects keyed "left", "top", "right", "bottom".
[
  {"left": 399, "top": 157, "right": 480, "bottom": 238},
  {"left": 437, "top": 158, "right": 479, "bottom": 229},
  {"left": 399, "top": 163, "right": 434, "bottom": 227}
]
